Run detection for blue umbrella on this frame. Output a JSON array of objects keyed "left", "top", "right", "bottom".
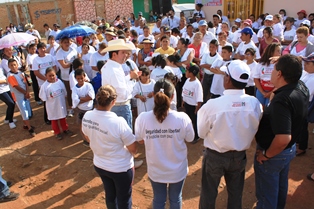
[{"left": 56, "top": 25, "right": 95, "bottom": 40}]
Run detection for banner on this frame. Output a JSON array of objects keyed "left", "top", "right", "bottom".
[{"left": 196, "top": 0, "right": 222, "bottom": 6}]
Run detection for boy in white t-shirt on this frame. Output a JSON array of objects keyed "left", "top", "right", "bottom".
[
  {"left": 243, "top": 48, "right": 258, "bottom": 96},
  {"left": 182, "top": 64, "right": 203, "bottom": 143},
  {"left": 71, "top": 69, "right": 95, "bottom": 147},
  {"left": 234, "top": 27, "right": 261, "bottom": 60}
]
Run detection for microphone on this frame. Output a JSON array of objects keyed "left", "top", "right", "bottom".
[{"left": 126, "top": 60, "right": 134, "bottom": 71}]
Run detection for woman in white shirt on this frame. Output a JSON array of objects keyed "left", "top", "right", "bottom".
[
  {"left": 82, "top": 85, "right": 137, "bottom": 209},
  {"left": 135, "top": 79, "right": 194, "bottom": 209},
  {"left": 282, "top": 17, "right": 296, "bottom": 49}
]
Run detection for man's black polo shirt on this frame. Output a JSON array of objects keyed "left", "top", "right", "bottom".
[{"left": 256, "top": 80, "right": 309, "bottom": 150}]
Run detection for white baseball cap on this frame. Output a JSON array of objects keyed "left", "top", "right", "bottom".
[
  {"left": 221, "top": 60, "right": 250, "bottom": 83},
  {"left": 302, "top": 19, "right": 311, "bottom": 27},
  {"left": 265, "top": 15, "right": 273, "bottom": 21},
  {"left": 234, "top": 18, "right": 241, "bottom": 23}
]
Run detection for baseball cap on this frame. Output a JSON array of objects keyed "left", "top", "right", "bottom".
[
  {"left": 234, "top": 18, "right": 241, "bottom": 23},
  {"left": 138, "top": 12, "right": 143, "bottom": 16},
  {"left": 222, "top": 60, "right": 250, "bottom": 83},
  {"left": 243, "top": 19, "right": 252, "bottom": 27},
  {"left": 302, "top": 53, "right": 314, "bottom": 62},
  {"left": 302, "top": 19, "right": 311, "bottom": 27},
  {"left": 240, "top": 27, "right": 253, "bottom": 36},
  {"left": 265, "top": 15, "right": 273, "bottom": 21},
  {"left": 297, "top": 10, "right": 307, "bottom": 16},
  {"left": 164, "top": 27, "right": 171, "bottom": 33},
  {"left": 198, "top": 20, "right": 207, "bottom": 27}
]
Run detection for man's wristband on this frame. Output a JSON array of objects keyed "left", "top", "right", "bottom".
[{"left": 262, "top": 150, "right": 271, "bottom": 159}]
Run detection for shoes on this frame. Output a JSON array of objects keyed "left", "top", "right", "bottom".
[
  {"left": 296, "top": 149, "right": 306, "bottom": 156},
  {"left": 64, "top": 130, "right": 74, "bottom": 135},
  {"left": 307, "top": 173, "right": 314, "bottom": 181},
  {"left": 134, "top": 160, "right": 143, "bottom": 169},
  {"left": 9, "top": 122, "right": 16, "bottom": 129},
  {"left": 191, "top": 137, "right": 201, "bottom": 144},
  {"left": 45, "top": 120, "right": 51, "bottom": 125},
  {"left": 36, "top": 100, "right": 43, "bottom": 105},
  {"left": 56, "top": 134, "right": 62, "bottom": 140},
  {"left": 82, "top": 140, "right": 90, "bottom": 147},
  {"left": 0, "top": 192, "right": 19, "bottom": 203},
  {"left": 29, "top": 127, "right": 36, "bottom": 137},
  {"left": 4, "top": 119, "right": 17, "bottom": 124},
  {"left": 23, "top": 125, "right": 35, "bottom": 130},
  {"left": 67, "top": 109, "right": 74, "bottom": 117}
]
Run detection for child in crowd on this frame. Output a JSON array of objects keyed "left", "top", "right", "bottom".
[
  {"left": 132, "top": 66, "right": 155, "bottom": 115},
  {"left": 7, "top": 59, "right": 35, "bottom": 136},
  {"left": 182, "top": 63, "right": 203, "bottom": 143},
  {"left": 69, "top": 58, "right": 90, "bottom": 90},
  {"left": 39, "top": 67, "right": 72, "bottom": 140},
  {"left": 166, "top": 54, "right": 183, "bottom": 81},
  {"left": 164, "top": 72, "right": 178, "bottom": 111},
  {"left": 244, "top": 48, "right": 258, "bottom": 96},
  {"left": 210, "top": 45, "right": 232, "bottom": 98},
  {"left": 150, "top": 54, "right": 173, "bottom": 81},
  {"left": 91, "top": 60, "right": 105, "bottom": 95},
  {"left": 72, "top": 69, "right": 95, "bottom": 147},
  {"left": 253, "top": 43, "right": 281, "bottom": 107}
]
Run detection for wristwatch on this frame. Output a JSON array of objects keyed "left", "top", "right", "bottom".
[{"left": 262, "top": 150, "right": 271, "bottom": 159}]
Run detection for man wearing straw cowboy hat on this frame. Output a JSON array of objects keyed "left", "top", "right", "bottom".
[{"left": 101, "top": 39, "right": 143, "bottom": 168}]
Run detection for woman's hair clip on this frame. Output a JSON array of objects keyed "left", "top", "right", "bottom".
[{"left": 159, "top": 88, "right": 164, "bottom": 93}]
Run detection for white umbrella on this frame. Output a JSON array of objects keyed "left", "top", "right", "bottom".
[{"left": 0, "top": 33, "right": 36, "bottom": 49}]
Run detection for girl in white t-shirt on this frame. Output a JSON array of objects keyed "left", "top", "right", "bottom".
[
  {"left": 182, "top": 64, "right": 203, "bottom": 143},
  {"left": 150, "top": 54, "right": 173, "bottom": 82},
  {"left": 132, "top": 66, "right": 155, "bottom": 116},
  {"left": 39, "top": 68, "right": 73, "bottom": 140},
  {"left": 81, "top": 44, "right": 94, "bottom": 80},
  {"left": 282, "top": 17, "right": 296, "bottom": 49},
  {"left": 135, "top": 79, "right": 194, "bottom": 209},
  {"left": 166, "top": 54, "right": 183, "bottom": 81},
  {"left": 244, "top": 48, "right": 258, "bottom": 96},
  {"left": 253, "top": 43, "right": 281, "bottom": 107},
  {"left": 164, "top": 72, "right": 178, "bottom": 111},
  {"left": 82, "top": 85, "right": 137, "bottom": 209}
]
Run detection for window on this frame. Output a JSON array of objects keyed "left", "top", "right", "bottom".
[{"left": 224, "top": 0, "right": 264, "bottom": 21}]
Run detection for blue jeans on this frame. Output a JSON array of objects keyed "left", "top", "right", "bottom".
[
  {"left": 0, "top": 167, "right": 10, "bottom": 198},
  {"left": 94, "top": 166, "right": 133, "bottom": 209},
  {"left": 254, "top": 144, "right": 296, "bottom": 209},
  {"left": 111, "top": 103, "right": 132, "bottom": 129},
  {"left": 0, "top": 91, "right": 15, "bottom": 122},
  {"left": 256, "top": 89, "right": 270, "bottom": 107},
  {"left": 150, "top": 178, "right": 185, "bottom": 209}
]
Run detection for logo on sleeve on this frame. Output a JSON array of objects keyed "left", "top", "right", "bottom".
[{"left": 232, "top": 102, "right": 245, "bottom": 107}]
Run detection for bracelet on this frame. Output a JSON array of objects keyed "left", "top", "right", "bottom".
[{"left": 262, "top": 150, "right": 271, "bottom": 159}]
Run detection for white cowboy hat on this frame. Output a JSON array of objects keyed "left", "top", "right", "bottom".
[{"left": 101, "top": 39, "right": 134, "bottom": 53}]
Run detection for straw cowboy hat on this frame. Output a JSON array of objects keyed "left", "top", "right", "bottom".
[
  {"left": 105, "top": 28, "right": 116, "bottom": 36},
  {"left": 101, "top": 39, "right": 134, "bottom": 53},
  {"left": 25, "top": 23, "right": 34, "bottom": 29},
  {"left": 141, "top": 39, "right": 154, "bottom": 44}
]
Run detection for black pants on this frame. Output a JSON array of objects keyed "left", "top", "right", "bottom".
[
  {"left": 30, "top": 70, "right": 40, "bottom": 102},
  {"left": 245, "top": 86, "right": 255, "bottom": 96},
  {"left": 0, "top": 91, "right": 15, "bottom": 122},
  {"left": 202, "top": 73, "right": 214, "bottom": 104},
  {"left": 298, "top": 119, "right": 308, "bottom": 150},
  {"left": 184, "top": 103, "right": 198, "bottom": 139},
  {"left": 43, "top": 101, "right": 48, "bottom": 122}
]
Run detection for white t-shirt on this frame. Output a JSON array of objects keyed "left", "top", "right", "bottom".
[
  {"left": 56, "top": 47, "right": 78, "bottom": 81},
  {"left": 76, "top": 45, "right": 96, "bottom": 54},
  {"left": 39, "top": 79, "right": 67, "bottom": 120},
  {"left": 252, "top": 63, "right": 275, "bottom": 91},
  {"left": 0, "top": 68, "right": 10, "bottom": 94},
  {"left": 71, "top": 82, "right": 95, "bottom": 110},
  {"left": 152, "top": 25, "right": 161, "bottom": 34},
  {"left": 283, "top": 28, "right": 296, "bottom": 43},
  {"left": 26, "top": 53, "right": 38, "bottom": 68},
  {"left": 218, "top": 42, "right": 233, "bottom": 55},
  {"left": 32, "top": 54, "right": 56, "bottom": 87},
  {"left": 181, "top": 32, "right": 194, "bottom": 44},
  {"left": 236, "top": 40, "right": 261, "bottom": 59},
  {"left": 257, "top": 26, "right": 265, "bottom": 39},
  {"left": 182, "top": 78, "right": 203, "bottom": 106},
  {"left": 210, "top": 59, "right": 230, "bottom": 95},
  {"left": 90, "top": 52, "right": 109, "bottom": 69},
  {"left": 200, "top": 52, "right": 222, "bottom": 75},
  {"left": 301, "top": 71, "right": 314, "bottom": 101},
  {"left": 82, "top": 110, "right": 135, "bottom": 172},
  {"left": 138, "top": 34, "right": 155, "bottom": 44},
  {"left": 49, "top": 30, "right": 61, "bottom": 39},
  {"left": 150, "top": 66, "right": 173, "bottom": 82},
  {"left": 193, "top": 10, "right": 205, "bottom": 19},
  {"left": 244, "top": 60, "right": 258, "bottom": 87},
  {"left": 168, "top": 66, "right": 182, "bottom": 80},
  {"left": 135, "top": 110, "right": 194, "bottom": 183},
  {"left": 132, "top": 79, "right": 156, "bottom": 115},
  {"left": 47, "top": 43, "right": 60, "bottom": 56},
  {"left": 169, "top": 35, "right": 178, "bottom": 48},
  {"left": 202, "top": 31, "right": 216, "bottom": 46},
  {"left": 273, "top": 22, "right": 284, "bottom": 40},
  {"left": 81, "top": 53, "right": 94, "bottom": 79}
]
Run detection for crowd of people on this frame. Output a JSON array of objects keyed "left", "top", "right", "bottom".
[{"left": 0, "top": 3, "right": 314, "bottom": 208}]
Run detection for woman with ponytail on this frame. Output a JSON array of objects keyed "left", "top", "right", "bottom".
[
  {"left": 135, "top": 79, "right": 194, "bottom": 209},
  {"left": 82, "top": 85, "right": 137, "bottom": 209}
]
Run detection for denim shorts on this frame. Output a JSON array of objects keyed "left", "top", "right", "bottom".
[{"left": 16, "top": 99, "right": 32, "bottom": 120}]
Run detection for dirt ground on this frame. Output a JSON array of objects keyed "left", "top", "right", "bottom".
[{"left": 1, "top": 96, "right": 314, "bottom": 209}]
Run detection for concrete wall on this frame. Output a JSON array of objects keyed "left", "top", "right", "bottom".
[{"left": 263, "top": 0, "right": 311, "bottom": 18}]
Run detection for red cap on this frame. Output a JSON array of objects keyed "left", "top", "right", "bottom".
[
  {"left": 297, "top": 10, "right": 307, "bottom": 16},
  {"left": 243, "top": 19, "right": 252, "bottom": 26}
]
